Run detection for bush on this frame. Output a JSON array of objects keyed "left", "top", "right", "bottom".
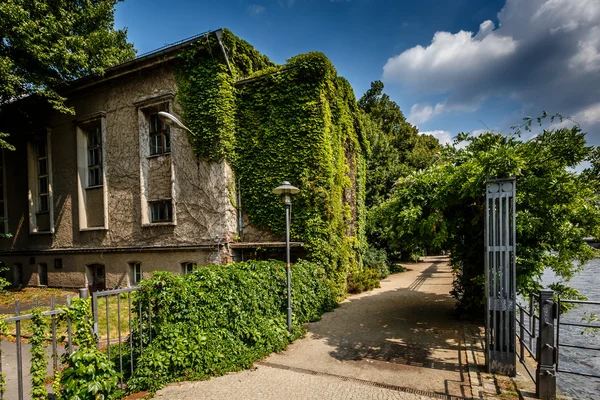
[
  {"left": 126, "top": 260, "right": 336, "bottom": 393},
  {"left": 347, "top": 268, "right": 380, "bottom": 294},
  {"left": 363, "top": 248, "right": 390, "bottom": 279}
]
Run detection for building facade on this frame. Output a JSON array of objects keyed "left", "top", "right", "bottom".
[{"left": 0, "top": 33, "right": 244, "bottom": 290}]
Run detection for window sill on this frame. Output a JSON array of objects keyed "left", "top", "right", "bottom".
[
  {"left": 30, "top": 230, "right": 53, "bottom": 235},
  {"left": 80, "top": 227, "right": 108, "bottom": 232},
  {"left": 147, "top": 153, "right": 171, "bottom": 159},
  {"left": 85, "top": 185, "right": 103, "bottom": 190},
  {"left": 142, "top": 222, "right": 176, "bottom": 227}
]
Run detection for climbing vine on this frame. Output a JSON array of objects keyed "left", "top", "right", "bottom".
[
  {"left": 175, "top": 30, "right": 369, "bottom": 296},
  {"left": 29, "top": 309, "right": 48, "bottom": 400}
]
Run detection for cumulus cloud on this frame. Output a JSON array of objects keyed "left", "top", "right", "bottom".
[
  {"left": 420, "top": 130, "right": 453, "bottom": 145},
  {"left": 383, "top": 0, "right": 600, "bottom": 139}
]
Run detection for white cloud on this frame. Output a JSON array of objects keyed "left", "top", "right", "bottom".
[
  {"left": 248, "top": 4, "right": 266, "bottom": 15},
  {"left": 383, "top": 0, "right": 600, "bottom": 141},
  {"left": 420, "top": 130, "right": 453, "bottom": 145}
]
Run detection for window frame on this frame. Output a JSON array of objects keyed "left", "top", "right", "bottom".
[
  {"left": 149, "top": 199, "right": 173, "bottom": 223},
  {"left": 87, "top": 125, "right": 103, "bottom": 188},
  {"left": 181, "top": 262, "right": 195, "bottom": 275},
  {"left": 27, "top": 130, "right": 54, "bottom": 234},
  {"left": 129, "top": 262, "right": 142, "bottom": 285},
  {"left": 0, "top": 149, "right": 7, "bottom": 235},
  {"left": 36, "top": 140, "right": 50, "bottom": 213},
  {"left": 148, "top": 113, "right": 171, "bottom": 156}
]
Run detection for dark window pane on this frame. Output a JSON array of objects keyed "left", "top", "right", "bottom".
[
  {"left": 37, "top": 141, "right": 46, "bottom": 157},
  {"left": 39, "top": 195, "right": 49, "bottom": 212},
  {"left": 38, "top": 159, "right": 47, "bottom": 176},
  {"left": 165, "top": 129, "right": 171, "bottom": 153},
  {"left": 150, "top": 200, "right": 172, "bottom": 222},
  {"left": 38, "top": 177, "right": 48, "bottom": 194}
]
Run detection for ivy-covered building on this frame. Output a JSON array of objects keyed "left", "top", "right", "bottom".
[{"left": 0, "top": 29, "right": 367, "bottom": 296}]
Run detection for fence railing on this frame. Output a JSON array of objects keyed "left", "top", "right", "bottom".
[
  {"left": 0, "top": 286, "right": 146, "bottom": 400},
  {"left": 91, "top": 286, "right": 143, "bottom": 391},
  {"left": 515, "top": 293, "right": 539, "bottom": 383},
  {"left": 0, "top": 289, "right": 85, "bottom": 400},
  {"left": 556, "top": 298, "right": 600, "bottom": 379}
]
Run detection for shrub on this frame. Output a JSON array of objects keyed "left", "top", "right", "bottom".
[
  {"left": 55, "top": 298, "right": 122, "bottom": 400},
  {"left": 347, "top": 268, "right": 380, "bottom": 294},
  {"left": 126, "top": 260, "right": 336, "bottom": 393},
  {"left": 363, "top": 248, "right": 390, "bottom": 279}
]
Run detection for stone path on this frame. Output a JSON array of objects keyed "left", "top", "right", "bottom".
[{"left": 154, "top": 256, "right": 474, "bottom": 399}]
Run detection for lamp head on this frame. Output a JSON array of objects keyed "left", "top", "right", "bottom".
[
  {"left": 273, "top": 181, "right": 300, "bottom": 204},
  {"left": 158, "top": 111, "right": 187, "bottom": 131}
]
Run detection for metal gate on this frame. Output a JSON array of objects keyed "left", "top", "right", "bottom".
[{"left": 485, "top": 177, "right": 517, "bottom": 375}]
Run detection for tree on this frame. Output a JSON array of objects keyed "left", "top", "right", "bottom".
[
  {"left": 371, "top": 122, "right": 600, "bottom": 316},
  {"left": 358, "top": 81, "right": 440, "bottom": 209},
  {"left": 0, "top": 0, "right": 136, "bottom": 148}
]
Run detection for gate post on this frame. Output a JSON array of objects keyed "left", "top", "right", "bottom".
[
  {"left": 485, "top": 177, "right": 517, "bottom": 375},
  {"left": 536, "top": 290, "right": 557, "bottom": 399}
]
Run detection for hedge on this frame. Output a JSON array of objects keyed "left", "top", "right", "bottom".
[{"left": 126, "top": 260, "right": 337, "bottom": 393}]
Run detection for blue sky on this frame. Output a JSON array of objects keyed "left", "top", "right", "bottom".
[{"left": 115, "top": 0, "right": 600, "bottom": 145}]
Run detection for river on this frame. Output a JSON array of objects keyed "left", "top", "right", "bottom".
[{"left": 541, "top": 257, "right": 600, "bottom": 399}]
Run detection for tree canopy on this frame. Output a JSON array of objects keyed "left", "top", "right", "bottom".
[
  {"left": 0, "top": 0, "right": 136, "bottom": 148},
  {"left": 370, "top": 122, "right": 600, "bottom": 315},
  {"left": 358, "top": 81, "right": 440, "bottom": 209}
]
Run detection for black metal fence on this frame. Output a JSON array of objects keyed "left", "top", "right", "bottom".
[
  {"left": 516, "top": 290, "right": 600, "bottom": 399},
  {"left": 556, "top": 298, "right": 600, "bottom": 379}
]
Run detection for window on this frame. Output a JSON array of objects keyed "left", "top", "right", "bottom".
[
  {"left": 37, "top": 140, "right": 49, "bottom": 212},
  {"left": 149, "top": 113, "right": 170, "bottom": 156},
  {"left": 129, "top": 262, "right": 142, "bottom": 285},
  {"left": 0, "top": 150, "right": 6, "bottom": 234},
  {"left": 54, "top": 258, "right": 63, "bottom": 269},
  {"left": 181, "top": 262, "right": 195, "bottom": 274},
  {"left": 39, "top": 263, "right": 48, "bottom": 286},
  {"left": 149, "top": 200, "right": 172, "bottom": 223},
  {"left": 87, "top": 125, "right": 103, "bottom": 187}
]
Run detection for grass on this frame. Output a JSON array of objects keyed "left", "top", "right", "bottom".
[{"left": 0, "top": 287, "right": 78, "bottom": 308}]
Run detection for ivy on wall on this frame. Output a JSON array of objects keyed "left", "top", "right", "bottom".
[{"left": 175, "top": 30, "right": 368, "bottom": 296}]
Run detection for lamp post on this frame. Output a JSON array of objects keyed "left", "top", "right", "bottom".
[{"left": 273, "top": 181, "right": 300, "bottom": 333}]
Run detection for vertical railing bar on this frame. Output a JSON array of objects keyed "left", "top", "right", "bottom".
[
  {"left": 67, "top": 294, "right": 73, "bottom": 355},
  {"left": 35, "top": 296, "right": 38, "bottom": 308},
  {"left": 92, "top": 291, "right": 99, "bottom": 346},
  {"left": 148, "top": 298, "right": 152, "bottom": 345},
  {"left": 499, "top": 194, "right": 505, "bottom": 360},
  {"left": 556, "top": 297, "right": 561, "bottom": 370},
  {"left": 106, "top": 296, "right": 110, "bottom": 360},
  {"left": 15, "top": 301, "right": 23, "bottom": 400},
  {"left": 505, "top": 194, "right": 510, "bottom": 358},
  {"left": 118, "top": 294, "right": 123, "bottom": 390},
  {"left": 139, "top": 300, "right": 142, "bottom": 355},
  {"left": 51, "top": 296, "right": 58, "bottom": 373},
  {"left": 484, "top": 187, "right": 490, "bottom": 369},
  {"left": 511, "top": 180, "right": 517, "bottom": 367},
  {"left": 128, "top": 291, "right": 133, "bottom": 374},
  {"left": 492, "top": 195, "right": 497, "bottom": 358}
]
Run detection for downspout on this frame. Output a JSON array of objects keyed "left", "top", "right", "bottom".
[
  {"left": 237, "top": 177, "right": 243, "bottom": 241},
  {"left": 214, "top": 29, "right": 233, "bottom": 75}
]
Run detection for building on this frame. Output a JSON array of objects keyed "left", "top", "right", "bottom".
[{"left": 0, "top": 29, "right": 365, "bottom": 291}]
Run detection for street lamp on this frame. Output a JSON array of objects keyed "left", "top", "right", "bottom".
[
  {"left": 273, "top": 181, "right": 300, "bottom": 333},
  {"left": 158, "top": 111, "right": 194, "bottom": 134}
]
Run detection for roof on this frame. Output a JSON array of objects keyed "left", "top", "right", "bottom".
[{"left": 61, "top": 29, "right": 220, "bottom": 93}]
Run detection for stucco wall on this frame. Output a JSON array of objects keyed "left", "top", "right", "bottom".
[
  {"left": 0, "top": 249, "right": 218, "bottom": 289},
  {"left": 1, "top": 62, "right": 237, "bottom": 256}
]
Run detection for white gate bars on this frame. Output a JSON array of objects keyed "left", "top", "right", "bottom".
[{"left": 485, "top": 177, "right": 517, "bottom": 375}]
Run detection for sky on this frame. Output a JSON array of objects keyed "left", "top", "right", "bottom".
[{"left": 114, "top": 0, "right": 600, "bottom": 146}]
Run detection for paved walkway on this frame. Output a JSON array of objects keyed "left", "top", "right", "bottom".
[{"left": 154, "top": 256, "right": 473, "bottom": 399}]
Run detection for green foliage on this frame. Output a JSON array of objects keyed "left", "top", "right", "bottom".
[
  {"left": 55, "top": 298, "right": 121, "bottom": 400},
  {"left": 347, "top": 268, "right": 380, "bottom": 294},
  {"left": 29, "top": 309, "right": 48, "bottom": 400},
  {"left": 175, "top": 31, "right": 368, "bottom": 296},
  {"left": 358, "top": 81, "right": 440, "bottom": 210},
  {"left": 0, "top": 263, "right": 10, "bottom": 293},
  {"left": 374, "top": 122, "right": 600, "bottom": 316},
  {"left": 126, "top": 260, "right": 337, "bottom": 393},
  {"left": 363, "top": 247, "right": 390, "bottom": 279}
]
